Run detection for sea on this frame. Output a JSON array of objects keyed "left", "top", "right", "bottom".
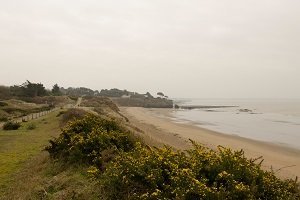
[{"left": 171, "top": 98, "right": 300, "bottom": 150}]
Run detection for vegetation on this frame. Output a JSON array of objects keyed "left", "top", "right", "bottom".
[
  {"left": 1, "top": 82, "right": 299, "bottom": 199},
  {"left": 100, "top": 143, "right": 299, "bottom": 199},
  {"left": 10, "top": 80, "right": 47, "bottom": 98},
  {"left": 26, "top": 123, "right": 36, "bottom": 130},
  {"left": 0, "top": 86, "right": 12, "bottom": 100},
  {"left": 68, "top": 96, "right": 78, "bottom": 101},
  {"left": 20, "top": 95, "right": 73, "bottom": 106},
  {"left": 81, "top": 96, "right": 120, "bottom": 112},
  {"left": 2, "top": 121, "right": 21, "bottom": 130},
  {"left": 0, "top": 110, "right": 103, "bottom": 199},
  {"left": 1, "top": 81, "right": 173, "bottom": 108},
  {"left": 60, "top": 86, "right": 96, "bottom": 96},
  {"left": 51, "top": 84, "right": 62, "bottom": 96},
  {"left": 113, "top": 96, "right": 173, "bottom": 108},
  {"left": 145, "top": 92, "right": 153, "bottom": 98},
  {"left": 157, "top": 92, "right": 165, "bottom": 97},
  {"left": 46, "top": 115, "right": 137, "bottom": 167},
  {"left": 0, "top": 111, "right": 61, "bottom": 196},
  {"left": 45, "top": 115, "right": 299, "bottom": 199},
  {"left": 0, "top": 101, "right": 8, "bottom": 107},
  {"left": 100, "top": 88, "right": 130, "bottom": 97},
  {"left": 0, "top": 99, "right": 52, "bottom": 121},
  {"left": 0, "top": 109, "right": 9, "bottom": 122},
  {"left": 99, "top": 89, "right": 173, "bottom": 108},
  {"left": 2, "top": 152, "right": 102, "bottom": 200},
  {"left": 60, "top": 108, "right": 87, "bottom": 126}
]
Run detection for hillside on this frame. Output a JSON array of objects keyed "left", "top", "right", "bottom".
[
  {"left": 1, "top": 97, "right": 299, "bottom": 199},
  {"left": 0, "top": 97, "right": 74, "bottom": 123}
]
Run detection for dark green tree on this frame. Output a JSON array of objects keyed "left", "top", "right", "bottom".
[
  {"left": 0, "top": 86, "right": 12, "bottom": 99},
  {"left": 10, "top": 80, "right": 47, "bottom": 97},
  {"left": 157, "top": 92, "right": 165, "bottom": 97},
  {"left": 22, "top": 81, "right": 46, "bottom": 97},
  {"left": 52, "top": 84, "right": 62, "bottom": 96}
]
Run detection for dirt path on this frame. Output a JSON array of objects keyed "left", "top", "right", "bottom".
[{"left": 75, "top": 97, "right": 82, "bottom": 107}]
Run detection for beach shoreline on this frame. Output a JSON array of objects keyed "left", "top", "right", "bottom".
[{"left": 121, "top": 107, "right": 300, "bottom": 179}]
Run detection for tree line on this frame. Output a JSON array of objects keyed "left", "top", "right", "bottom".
[
  {"left": 0, "top": 80, "right": 169, "bottom": 100},
  {"left": 0, "top": 81, "right": 62, "bottom": 99}
]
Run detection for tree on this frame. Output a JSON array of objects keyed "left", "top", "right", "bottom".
[
  {"left": 52, "top": 84, "right": 62, "bottom": 96},
  {"left": 145, "top": 92, "right": 153, "bottom": 98},
  {"left": 157, "top": 92, "right": 165, "bottom": 97},
  {"left": 10, "top": 80, "right": 47, "bottom": 97},
  {"left": 0, "top": 86, "right": 12, "bottom": 100},
  {"left": 22, "top": 80, "right": 46, "bottom": 97}
]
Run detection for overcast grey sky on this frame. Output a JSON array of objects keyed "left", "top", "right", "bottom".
[{"left": 0, "top": 0, "right": 299, "bottom": 98}]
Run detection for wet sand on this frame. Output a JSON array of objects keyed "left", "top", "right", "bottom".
[{"left": 121, "top": 107, "right": 300, "bottom": 179}]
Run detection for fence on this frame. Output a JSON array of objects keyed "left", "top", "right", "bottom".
[
  {"left": 19, "top": 107, "right": 60, "bottom": 123},
  {"left": 0, "top": 107, "right": 60, "bottom": 128},
  {"left": 1, "top": 101, "right": 80, "bottom": 128}
]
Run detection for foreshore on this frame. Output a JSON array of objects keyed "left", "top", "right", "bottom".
[{"left": 121, "top": 107, "right": 300, "bottom": 179}]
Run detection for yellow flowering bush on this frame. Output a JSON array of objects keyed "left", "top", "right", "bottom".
[
  {"left": 100, "top": 142, "right": 299, "bottom": 199},
  {"left": 46, "top": 114, "right": 299, "bottom": 199},
  {"left": 45, "top": 114, "right": 137, "bottom": 167}
]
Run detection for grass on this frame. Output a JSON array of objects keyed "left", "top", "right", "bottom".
[
  {"left": 0, "top": 110, "right": 61, "bottom": 196},
  {"left": 0, "top": 109, "right": 102, "bottom": 199},
  {"left": 0, "top": 99, "right": 52, "bottom": 122},
  {"left": 1, "top": 152, "right": 101, "bottom": 199}
]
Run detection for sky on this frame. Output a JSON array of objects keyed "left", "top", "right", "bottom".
[{"left": 0, "top": 0, "right": 300, "bottom": 98}]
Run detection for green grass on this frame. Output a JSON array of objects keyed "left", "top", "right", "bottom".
[
  {"left": 1, "top": 152, "right": 101, "bottom": 199},
  {"left": 0, "top": 99, "right": 50, "bottom": 120},
  {"left": 0, "top": 110, "right": 62, "bottom": 195}
]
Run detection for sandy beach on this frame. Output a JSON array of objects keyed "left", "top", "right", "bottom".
[{"left": 121, "top": 107, "right": 300, "bottom": 179}]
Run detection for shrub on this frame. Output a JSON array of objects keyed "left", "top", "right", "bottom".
[
  {"left": 0, "top": 116, "right": 8, "bottom": 122},
  {"left": 0, "top": 109, "right": 9, "bottom": 122},
  {"left": 0, "top": 101, "right": 8, "bottom": 107},
  {"left": 60, "top": 108, "right": 87, "bottom": 125},
  {"left": 45, "top": 115, "right": 137, "bottom": 167},
  {"left": 99, "top": 142, "right": 300, "bottom": 199},
  {"left": 93, "top": 107, "right": 104, "bottom": 115},
  {"left": 69, "top": 96, "right": 78, "bottom": 101},
  {"left": 46, "top": 115, "right": 300, "bottom": 199},
  {"left": 26, "top": 123, "right": 36, "bottom": 130},
  {"left": 3, "top": 121, "right": 21, "bottom": 130},
  {"left": 56, "top": 111, "right": 65, "bottom": 117},
  {"left": 2, "top": 107, "right": 25, "bottom": 114},
  {"left": 81, "top": 96, "right": 119, "bottom": 112}
]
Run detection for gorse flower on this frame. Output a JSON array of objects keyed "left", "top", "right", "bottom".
[{"left": 46, "top": 114, "right": 300, "bottom": 199}]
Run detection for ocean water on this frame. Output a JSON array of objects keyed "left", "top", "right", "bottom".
[{"left": 171, "top": 99, "right": 300, "bottom": 150}]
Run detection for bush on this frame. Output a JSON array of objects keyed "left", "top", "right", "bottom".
[
  {"left": 81, "top": 96, "right": 119, "bottom": 112},
  {"left": 3, "top": 121, "right": 21, "bottom": 130},
  {"left": 0, "top": 101, "right": 8, "bottom": 107},
  {"left": 26, "top": 123, "right": 36, "bottom": 130},
  {"left": 46, "top": 115, "right": 300, "bottom": 199},
  {"left": 68, "top": 96, "right": 78, "bottom": 101},
  {"left": 60, "top": 108, "right": 87, "bottom": 125},
  {"left": 56, "top": 111, "right": 65, "bottom": 117},
  {"left": 0, "top": 109, "right": 9, "bottom": 122},
  {"left": 0, "top": 116, "right": 8, "bottom": 122},
  {"left": 99, "top": 142, "right": 300, "bottom": 199},
  {"left": 45, "top": 115, "right": 137, "bottom": 167}
]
